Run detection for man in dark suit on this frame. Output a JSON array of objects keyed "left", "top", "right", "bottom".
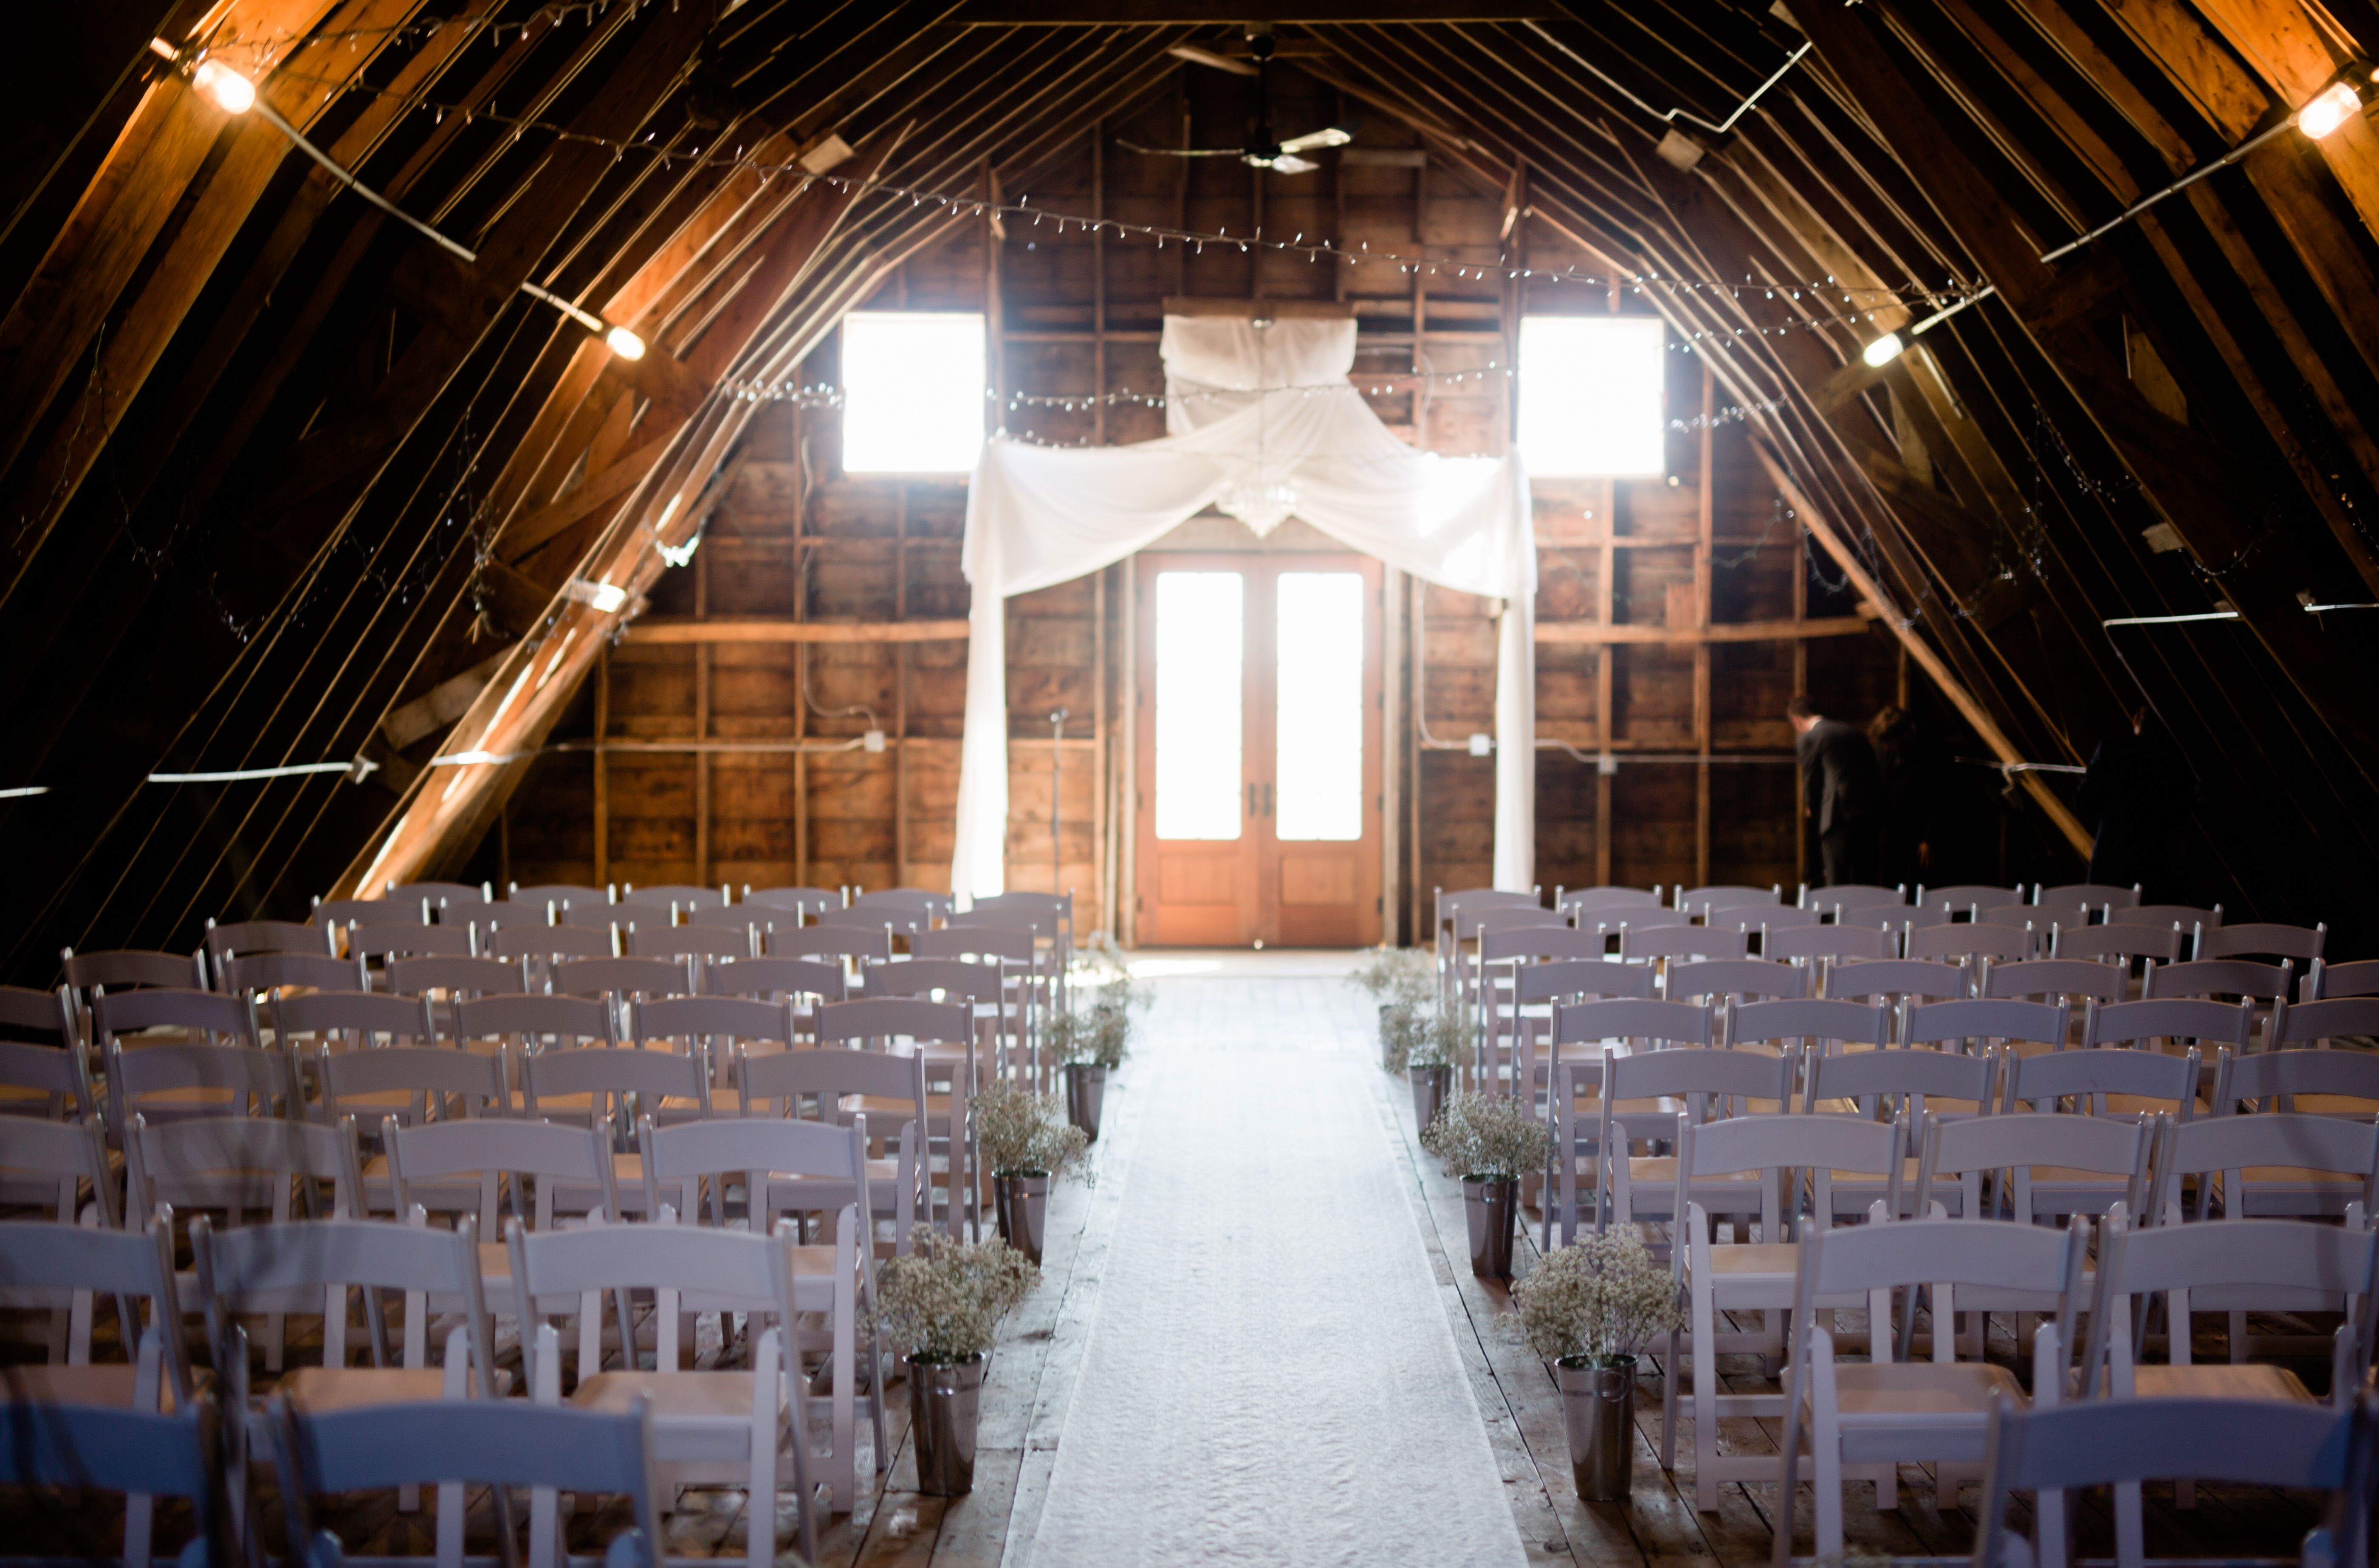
[{"left": 1788, "top": 694, "right": 1882, "bottom": 888}]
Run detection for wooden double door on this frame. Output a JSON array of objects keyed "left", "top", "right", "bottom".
[{"left": 1134, "top": 551, "right": 1383, "bottom": 948}]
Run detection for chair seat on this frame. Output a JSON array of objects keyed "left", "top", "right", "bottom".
[
  {"left": 1819, "top": 1360, "right": 2022, "bottom": 1421},
  {"left": 2132, "top": 1363, "right": 2313, "bottom": 1402},
  {"left": 1827, "top": 1157, "right": 1926, "bottom": 1183},
  {"left": 574, "top": 1370, "right": 774, "bottom": 1424},
  {"left": 1702, "top": 1243, "right": 1802, "bottom": 1277},
  {"left": 0, "top": 1363, "right": 155, "bottom": 1409},
  {"left": 281, "top": 1366, "right": 449, "bottom": 1412}
]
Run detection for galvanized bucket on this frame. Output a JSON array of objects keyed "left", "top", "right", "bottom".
[
  {"left": 1463, "top": 1176, "right": 1519, "bottom": 1279},
  {"left": 1408, "top": 1063, "right": 1451, "bottom": 1132},
  {"left": 1064, "top": 1062, "right": 1107, "bottom": 1143},
  {"left": 1558, "top": 1357, "right": 1637, "bottom": 1500},
  {"left": 906, "top": 1353, "right": 985, "bottom": 1496},
  {"left": 993, "top": 1172, "right": 1048, "bottom": 1265}
]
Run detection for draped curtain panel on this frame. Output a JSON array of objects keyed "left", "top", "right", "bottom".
[{"left": 952, "top": 314, "right": 1535, "bottom": 908}]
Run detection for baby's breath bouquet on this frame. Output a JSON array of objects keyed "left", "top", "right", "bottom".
[
  {"left": 1070, "top": 931, "right": 1153, "bottom": 1014},
  {"left": 1420, "top": 1090, "right": 1553, "bottom": 1180},
  {"left": 1510, "top": 1228, "right": 1685, "bottom": 1367},
  {"left": 1047, "top": 998, "right": 1131, "bottom": 1070},
  {"left": 1393, "top": 1003, "right": 1466, "bottom": 1074},
  {"left": 870, "top": 1228, "right": 1039, "bottom": 1364},
  {"left": 1349, "top": 948, "right": 1436, "bottom": 1010},
  {"left": 974, "top": 1080, "right": 1090, "bottom": 1178}
]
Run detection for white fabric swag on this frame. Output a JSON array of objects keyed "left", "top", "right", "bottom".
[{"left": 951, "top": 313, "right": 1535, "bottom": 907}]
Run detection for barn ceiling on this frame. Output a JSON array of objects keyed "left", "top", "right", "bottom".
[{"left": 7, "top": 0, "right": 2378, "bottom": 971}]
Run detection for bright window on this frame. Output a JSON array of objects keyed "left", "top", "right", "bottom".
[
  {"left": 1153, "top": 572, "right": 1244, "bottom": 841},
  {"left": 840, "top": 312, "right": 986, "bottom": 474},
  {"left": 1515, "top": 315, "right": 1666, "bottom": 477},
  {"left": 1275, "top": 572, "right": 1364, "bottom": 841}
]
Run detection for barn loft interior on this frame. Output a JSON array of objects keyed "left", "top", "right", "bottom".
[{"left": 5, "top": 2, "right": 2379, "bottom": 1565}]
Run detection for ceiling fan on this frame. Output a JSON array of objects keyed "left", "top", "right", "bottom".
[{"left": 1119, "top": 31, "right": 1355, "bottom": 175}]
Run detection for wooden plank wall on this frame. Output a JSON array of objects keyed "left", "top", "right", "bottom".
[{"left": 492, "top": 64, "right": 1902, "bottom": 940}]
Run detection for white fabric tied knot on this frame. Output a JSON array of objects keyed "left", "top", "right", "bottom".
[{"left": 951, "top": 313, "right": 1535, "bottom": 907}]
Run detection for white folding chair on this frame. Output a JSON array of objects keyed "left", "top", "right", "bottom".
[
  {"left": 1802, "top": 1039, "right": 1995, "bottom": 1218},
  {"left": 1, "top": 1398, "right": 220, "bottom": 1568},
  {"left": 1775, "top": 1215, "right": 2088, "bottom": 1558},
  {"left": 1673, "top": 1112, "right": 1905, "bottom": 1503},
  {"left": 818, "top": 998, "right": 974, "bottom": 1238},
  {"left": 737, "top": 1041, "right": 926, "bottom": 1252},
  {"left": 1545, "top": 998, "right": 1715, "bottom": 1243}
]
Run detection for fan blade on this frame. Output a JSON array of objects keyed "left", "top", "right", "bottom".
[
  {"left": 1269, "top": 153, "right": 1320, "bottom": 175},
  {"left": 1278, "top": 124, "right": 1355, "bottom": 154},
  {"left": 1115, "top": 138, "right": 1244, "bottom": 158}
]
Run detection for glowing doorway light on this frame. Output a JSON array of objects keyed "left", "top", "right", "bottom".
[
  {"left": 1515, "top": 315, "right": 1667, "bottom": 477},
  {"left": 841, "top": 313, "right": 987, "bottom": 474},
  {"left": 1153, "top": 572, "right": 1244, "bottom": 840}
]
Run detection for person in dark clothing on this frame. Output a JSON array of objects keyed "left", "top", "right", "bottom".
[
  {"left": 1868, "top": 704, "right": 1951, "bottom": 891},
  {"left": 1788, "top": 694, "right": 1882, "bottom": 888},
  {"left": 2074, "top": 708, "right": 2187, "bottom": 896}
]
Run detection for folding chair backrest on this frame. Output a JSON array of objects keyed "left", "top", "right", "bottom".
[
  {"left": 451, "top": 993, "right": 613, "bottom": 1051},
  {"left": 1459, "top": 905, "right": 1562, "bottom": 941},
  {"left": 1981, "top": 958, "right": 2124, "bottom": 1005},
  {"left": 740, "top": 886, "right": 842, "bottom": 918},
  {"left": 221, "top": 952, "right": 364, "bottom": 998},
  {"left": 320, "top": 1044, "right": 508, "bottom": 1124},
  {"left": 550, "top": 956, "right": 688, "bottom": 1001},
  {"left": 1922, "top": 1113, "right": 2149, "bottom": 1210},
  {"left": 864, "top": 959, "right": 1000, "bottom": 1004},
  {"left": 1717, "top": 905, "right": 1819, "bottom": 937},
  {"left": 62, "top": 948, "right": 206, "bottom": 995},
  {"left": 556, "top": 902, "right": 623, "bottom": 931},
  {"left": 389, "top": 881, "right": 491, "bottom": 911},
  {"left": 633, "top": 994, "right": 795, "bottom": 1052},
  {"left": 618, "top": 883, "right": 725, "bottom": 914},
  {"left": 2219, "top": 1048, "right": 2379, "bottom": 1111},
  {"left": 2159, "top": 1114, "right": 2379, "bottom": 1218},
  {"left": 767, "top": 926, "right": 892, "bottom": 964},
  {"left": 522, "top": 1042, "right": 708, "bottom": 1122},
  {"left": 196, "top": 1214, "right": 492, "bottom": 1379},
  {"left": 739, "top": 1042, "right": 928, "bottom": 1119},
  {"left": 2035, "top": 880, "right": 2138, "bottom": 913},
  {"left": 1907, "top": 920, "right": 2033, "bottom": 963},
  {"left": 1804, "top": 1046, "right": 1995, "bottom": 1122},
  {"left": 388, "top": 1117, "right": 617, "bottom": 1231},
  {"left": 0, "top": 1402, "right": 214, "bottom": 1509},
  {"left": 1684, "top": 1111, "right": 1902, "bottom": 1186},
  {"left": 509, "top": 883, "right": 610, "bottom": 912},
  {"left": 2004, "top": 1045, "right": 2198, "bottom": 1117},
  {"left": 705, "top": 956, "right": 847, "bottom": 1002},
  {"left": 817, "top": 905, "right": 917, "bottom": 938},
  {"left": 2142, "top": 956, "right": 2293, "bottom": 1003},
  {"left": 641, "top": 1115, "right": 867, "bottom": 1221},
  {"left": 274, "top": 1394, "right": 660, "bottom": 1568},
  {"left": 1821, "top": 958, "right": 1970, "bottom": 1003},
  {"left": 273, "top": 989, "right": 438, "bottom": 1050},
  {"left": 855, "top": 888, "right": 955, "bottom": 920},
  {"left": 1800, "top": 1214, "right": 2082, "bottom": 1303},
  {"left": 2089, "top": 1213, "right": 2379, "bottom": 1387},
  {"left": 1903, "top": 997, "right": 2067, "bottom": 1054},
  {"left": 95, "top": 986, "right": 257, "bottom": 1046},
  {"left": 1666, "top": 959, "right": 1806, "bottom": 1005},
  {"left": 2082, "top": 997, "right": 2252, "bottom": 1055},
  {"left": 2306, "top": 957, "right": 2379, "bottom": 1003},
  {"left": 1580, "top": 907, "right": 1691, "bottom": 942},
  {"left": 625, "top": 922, "right": 751, "bottom": 961},
  {"left": 0, "top": 1039, "right": 94, "bottom": 1122},
  {"left": 348, "top": 921, "right": 474, "bottom": 960},
  {"left": 1518, "top": 959, "right": 1654, "bottom": 1006},
  {"left": 311, "top": 897, "right": 414, "bottom": 934},
  {"left": 1729, "top": 996, "right": 1891, "bottom": 1054},
  {"left": 489, "top": 923, "right": 614, "bottom": 961},
  {"left": 1604, "top": 1045, "right": 1795, "bottom": 1119},
  {"left": 385, "top": 956, "right": 527, "bottom": 999},
  {"left": 130, "top": 1112, "right": 362, "bottom": 1222},
  {"left": 106, "top": 1038, "right": 288, "bottom": 1125},
  {"left": 2128, "top": 902, "right": 2221, "bottom": 932},
  {"left": 1803, "top": 887, "right": 1906, "bottom": 920},
  {"left": 205, "top": 918, "right": 330, "bottom": 966},
  {"left": 2198, "top": 921, "right": 2326, "bottom": 963},
  {"left": 909, "top": 927, "right": 1030, "bottom": 965},
  {"left": 1678, "top": 884, "right": 1780, "bottom": 915},
  {"left": 1764, "top": 924, "right": 1892, "bottom": 964},
  {"left": 817, "top": 997, "right": 970, "bottom": 1047},
  {"left": 0, "top": 984, "right": 69, "bottom": 1044},
  {"left": 1556, "top": 886, "right": 1664, "bottom": 915},
  {"left": 510, "top": 1213, "right": 784, "bottom": 1308},
  {"left": 2053, "top": 922, "right": 2181, "bottom": 964},
  {"left": 1916, "top": 883, "right": 2021, "bottom": 916},
  {"left": 1479, "top": 924, "right": 1606, "bottom": 964},
  {"left": 1617, "top": 924, "right": 1747, "bottom": 962},
  {"left": 2272, "top": 997, "right": 2379, "bottom": 1050},
  {"left": 1553, "top": 996, "right": 1711, "bottom": 1049}
]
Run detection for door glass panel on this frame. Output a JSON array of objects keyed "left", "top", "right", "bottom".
[
  {"left": 1275, "top": 572, "right": 1364, "bottom": 841},
  {"left": 1153, "top": 572, "right": 1244, "bottom": 840}
]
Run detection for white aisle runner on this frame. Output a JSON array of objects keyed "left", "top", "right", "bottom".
[{"left": 1027, "top": 973, "right": 1531, "bottom": 1568}]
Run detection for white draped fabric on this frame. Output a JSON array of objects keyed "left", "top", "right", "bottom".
[{"left": 952, "top": 314, "right": 1534, "bottom": 906}]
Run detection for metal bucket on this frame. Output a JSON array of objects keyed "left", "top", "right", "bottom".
[
  {"left": 906, "top": 1354, "right": 984, "bottom": 1496},
  {"left": 1064, "top": 1063, "right": 1107, "bottom": 1143},
  {"left": 1408, "top": 1063, "right": 1451, "bottom": 1132},
  {"left": 993, "top": 1172, "right": 1048, "bottom": 1265},
  {"left": 1463, "top": 1176, "right": 1519, "bottom": 1279},
  {"left": 1558, "top": 1358, "right": 1637, "bottom": 1500}
]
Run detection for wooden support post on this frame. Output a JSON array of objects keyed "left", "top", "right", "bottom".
[
  {"left": 593, "top": 649, "right": 611, "bottom": 889},
  {"left": 1791, "top": 481, "right": 1807, "bottom": 892},
  {"left": 695, "top": 547, "right": 712, "bottom": 888},
  {"left": 1695, "top": 364, "right": 1713, "bottom": 889},
  {"left": 792, "top": 403, "right": 810, "bottom": 894},
  {"left": 1594, "top": 474, "right": 1615, "bottom": 889},
  {"left": 895, "top": 480, "right": 909, "bottom": 888}
]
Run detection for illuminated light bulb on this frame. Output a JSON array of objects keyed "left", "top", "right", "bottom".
[
  {"left": 192, "top": 57, "right": 256, "bottom": 114},
  {"left": 588, "top": 582, "right": 627, "bottom": 613},
  {"left": 604, "top": 324, "right": 646, "bottom": 360},
  {"left": 2297, "top": 80, "right": 2362, "bottom": 138},
  {"left": 1862, "top": 331, "right": 1906, "bottom": 368}
]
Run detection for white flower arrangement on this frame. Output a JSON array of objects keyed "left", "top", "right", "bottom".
[
  {"left": 974, "top": 1080, "right": 1091, "bottom": 1178},
  {"left": 1349, "top": 948, "right": 1436, "bottom": 1010},
  {"left": 869, "top": 1228, "right": 1040, "bottom": 1364},
  {"left": 1047, "top": 998, "right": 1131, "bottom": 1069},
  {"left": 1508, "top": 1228, "right": 1686, "bottom": 1368},
  {"left": 1387, "top": 1003, "right": 1465, "bottom": 1074},
  {"left": 1419, "top": 1090, "right": 1554, "bottom": 1180}
]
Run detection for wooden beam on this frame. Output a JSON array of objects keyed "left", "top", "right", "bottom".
[
  {"left": 1756, "top": 442, "right": 2092, "bottom": 858},
  {"left": 624, "top": 617, "right": 973, "bottom": 644},
  {"left": 1534, "top": 616, "right": 1876, "bottom": 646},
  {"left": 949, "top": 1, "right": 1559, "bottom": 18}
]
